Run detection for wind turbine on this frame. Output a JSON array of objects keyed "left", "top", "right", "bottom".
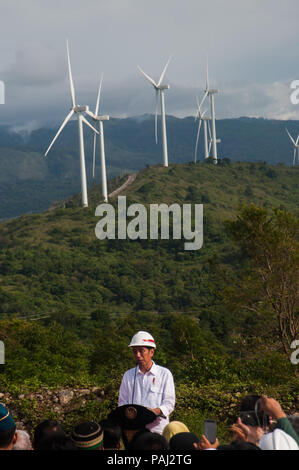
[
  {"left": 137, "top": 57, "right": 172, "bottom": 167},
  {"left": 85, "top": 75, "right": 109, "bottom": 202},
  {"left": 194, "top": 95, "right": 211, "bottom": 162},
  {"left": 45, "top": 40, "right": 99, "bottom": 207},
  {"left": 286, "top": 128, "right": 299, "bottom": 166},
  {"left": 200, "top": 58, "right": 219, "bottom": 164}
]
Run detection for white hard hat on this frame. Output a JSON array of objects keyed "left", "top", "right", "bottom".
[
  {"left": 259, "top": 429, "right": 299, "bottom": 450},
  {"left": 128, "top": 331, "right": 156, "bottom": 349}
]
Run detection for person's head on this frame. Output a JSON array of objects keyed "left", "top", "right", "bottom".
[
  {"left": 0, "top": 404, "right": 17, "bottom": 450},
  {"left": 239, "top": 394, "right": 270, "bottom": 429},
  {"left": 99, "top": 419, "right": 122, "bottom": 450},
  {"left": 36, "top": 434, "right": 78, "bottom": 451},
  {"left": 129, "top": 331, "right": 156, "bottom": 372},
  {"left": 71, "top": 422, "right": 104, "bottom": 450},
  {"left": 287, "top": 414, "right": 299, "bottom": 436},
  {"left": 131, "top": 432, "right": 169, "bottom": 450},
  {"left": 169, "top": 432, "right": 200, "bottom": 451},
  {"left": 259, "top": 429, "right": 299, "bottom": 450},
  {"left": 13, "top": 430, "right": 32, "bottom": 450},
  {"left": 162, "top": 421, "right": 190, "bottom": 443},
  {"left": 33, "top": 419, "right": 65, "bottom": 450}
]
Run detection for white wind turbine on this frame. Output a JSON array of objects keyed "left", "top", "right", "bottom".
[
  {"left": 286, "top": 128, "right": 299, "bottom": 166},
  {"left": 200, "top": 58, "right": 220, "bottom": 164},
  {"left": 85, "top": 75, "right": 110, "bottom": 203},
  {"left": 137, "top": 57, "right": 172, "bottom": 167},
  {"left": 194, "top": 95, "right": 211, "bottom": 163},
  {"left": 45, "top": 40, "right": 99, "bottom": 207}
]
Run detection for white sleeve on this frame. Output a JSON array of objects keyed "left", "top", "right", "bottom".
[
  {"left": 159, "top": 370, "right": 175, "bottom": 418},
  {"left": 118, "top": 372, "right": 130, "bottom": 406}
]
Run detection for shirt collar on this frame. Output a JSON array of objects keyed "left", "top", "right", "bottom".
[{"left": 137, "top": 360, "right": 157, "bottom": 375}]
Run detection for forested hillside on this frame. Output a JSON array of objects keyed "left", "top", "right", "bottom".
[{"left": 0, "top": 161, "right": 298, "bottom": 438}]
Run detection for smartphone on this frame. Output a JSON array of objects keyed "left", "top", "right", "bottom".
[{"left": 203, "top": 419, "right": 217, "bottom": 444}]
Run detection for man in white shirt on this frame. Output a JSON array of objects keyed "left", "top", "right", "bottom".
[{"left": 118, "top": 331, "right": 175, "bottom": 435}]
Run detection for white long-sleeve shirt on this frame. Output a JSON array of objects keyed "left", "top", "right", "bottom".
[{"left": 118, "top": 361, "right": 175, "bottom": 434}]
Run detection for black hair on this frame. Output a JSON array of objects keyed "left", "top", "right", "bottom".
[
  {"left": 0, "top": 425, "right": 16, "bottom": 448},
  {"left": 99, "top": 419, "right": 122, "bottom": 449},
  {"left": 34, "top": 419, "right": 65, "bottom": 450},
  {"left": 169, "top": 432, "right": 199, "bottom": 450},
  {"left": 36, "top": 434, "right": 78, "bottom": 451},
  {"left": 239, "top": 394, "right": 270, "bottom": 428},
  {"left": 131, "top": 432, "right": 169, "bottom": 450}
]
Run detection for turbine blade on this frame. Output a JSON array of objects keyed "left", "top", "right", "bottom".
[
  {"left": 293, "top": 148, "right": 296, "bottom": 166},
  {"left": 85, "top": 110, "right": 96, "bottom": 119},
  {"left": 92, "top": 131, "right": 97, "bottom": 178},
  {"left": 95, "top": 74, "right": 103, "bottom": 116},
  {"left": 194, "top": 119, "right": 203, "bottom": 163},
  {"left": 45, "top": 109, "right": 74, "bottom": 156},
  {"left": 199, "top": 90, "right": 208, "bottom": 110},
  {"left": 81, "top": 115, "right": 100, "bottom": 134},
  {"left": 66, "top": 39, "right": 76, "bottom": 107},
  {"left": 195, "top": 96, "right": 200, "bottom": 122},
  {"left": 155, "top": 89, "right": 159, "bottom": 144},
  {"left": 295, "top": 134, "right": 299, "bottom": 146},
  {"left": 157, "top": 55, "right": 172, "bottom": 86},
  {"left": 286, "top": 128, "right": 296, "bottom": 146},
  {"left": 137, "top": 66, "right": 157, "bottom": 87},
  {"left": 206, "top": 55, "right": 209, "bottom": 90}
]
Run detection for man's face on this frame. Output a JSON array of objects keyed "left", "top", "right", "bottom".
[{"left": 132, "top": 346, "right": 154, "bottom": 370}]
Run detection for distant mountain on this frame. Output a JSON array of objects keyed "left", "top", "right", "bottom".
[{"left": 0, "top": 116, "right": 298, "bottom": 219}]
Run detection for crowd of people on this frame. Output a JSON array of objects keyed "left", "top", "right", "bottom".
[
  {"left": 0, "top": 393, "right": 298, "bottom": 451},
  {"left": 0, "top": 330, "right": 298, "bottom": 451}
]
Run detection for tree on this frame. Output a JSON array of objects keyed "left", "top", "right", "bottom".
[{"left": 225, "top": 204, "right": 299, "bottom": 355}]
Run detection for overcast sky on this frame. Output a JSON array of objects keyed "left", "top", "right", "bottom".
[{"left": 1, "top": 0, "right": 299, "bottom": 130}]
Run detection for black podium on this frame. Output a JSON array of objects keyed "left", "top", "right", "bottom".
[{"left": 108, "top": 404, "right": 156, "bottom": 449}]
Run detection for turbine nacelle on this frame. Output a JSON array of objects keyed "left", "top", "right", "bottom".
[
  {"left": 74, "top": 105, "right": 89, "bottom": 113},
  {"left": 156, "top": 84, "right": 170, "bottom": 90},
  {"left": 207, "top": 88, "right": 219, "bottom": 94}
]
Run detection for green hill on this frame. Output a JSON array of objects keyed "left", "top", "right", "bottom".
[{"left": 0, "top": 161, "right": 298, "bottom": 438}]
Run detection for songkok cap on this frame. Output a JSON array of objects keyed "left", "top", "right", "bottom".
[
  {"left": 71, "top": 422, "right": 103, "bottom": 450},
  {"left": 0, "top": 404, "right": 15, "bottom": 432},
  {"left": 169, "top": 432, "right": 200, "bottom": 450},
  {"left": 128, "top": 331, "right": 156, "bottom": 349}
]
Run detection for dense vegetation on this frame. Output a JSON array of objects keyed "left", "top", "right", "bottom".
[{"left": 0, "top": 161, "right": 298, "bottom": 440}]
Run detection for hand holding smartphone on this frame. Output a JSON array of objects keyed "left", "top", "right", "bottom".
[{"left": 203, "top": 419, "right": 217, "bottom": 444}]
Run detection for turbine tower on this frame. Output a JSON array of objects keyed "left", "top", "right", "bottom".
[
  {"left": 137, "top": 57, "right": 172, "bottom": 167},
  {"left": 286, "top": 128, "right": 299, "bottom": 166},
  {"left": 85, "top": 75, "right": 110, "bottom": 203},
  {"left": 200, "top": 58, "right": 219, "bottom": 164},
  {"left": 194, "top": 95, "right": 211, "bottom": 162},
  {"left": 45, "top": 40, "right": 99, "bottom": 207}
]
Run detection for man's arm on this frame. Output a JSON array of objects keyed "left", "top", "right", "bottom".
[
  {"left": 159, "top": 370, "right": 175, "bottom": 419},
  {"left": 118, "top": 372, "right": 130, "bottom": 406},
  {"left": 259, "top": 395, "right": 299, "bottom": 446}
]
